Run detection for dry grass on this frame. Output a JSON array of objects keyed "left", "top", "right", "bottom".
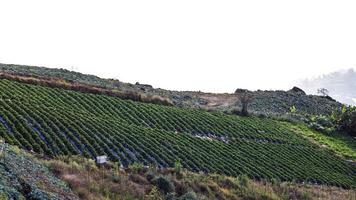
[{"left": 42, "top": 156, "right": 356, "bottom": 200}]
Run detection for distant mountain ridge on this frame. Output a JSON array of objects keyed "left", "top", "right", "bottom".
[{"left": 297, "top": 68, "right": 356, "bottom": 105}]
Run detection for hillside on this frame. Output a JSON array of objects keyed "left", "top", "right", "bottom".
[
  {"left": 297, "top": 68, "right": 356, "bottom": 105},
  {"left": 1, "top": 146, "right": 354, "bottom": 200},
  {"left": 0, "top": 78, "right": 355, "bottom": 189},
  {"left": 0, "top": 142, "right": 78, "bottom": 199},
  {"left": 0, "top": 63, "right": 342, "bottom": 115}
]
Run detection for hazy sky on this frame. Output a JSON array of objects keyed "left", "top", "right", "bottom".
[{"left": 1, "top": 1, "right": 356, "bottom": 93}]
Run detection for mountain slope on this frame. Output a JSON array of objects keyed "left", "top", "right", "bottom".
[
  {"left": 0, "top": 63, "right": 342, "bottom": 115},
  {"left": 0, "top": 79, "right": 354, "bottom": 188}
]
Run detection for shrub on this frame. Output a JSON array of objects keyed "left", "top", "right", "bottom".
[
  {"left": 290, "top": 106, "right": 297, "bottom": 114},
  {"left": 271, "top": 178, "right": 280, "bottom": 186},
  {"left": 146, "top": 171, "right": 156, "bottom": 182},
  {"left": 147, "top": 186, "right": 164, "bottom": 200},
  {"left": 113, "top": 161, "right": 120, "bottom": 173},
  {"left": 129, "top": 162, "right": 144, "bottom": 174},
  {"left": 239, "top": 175, "right": 250, "bottom": 188},
  {"left": 178, "top": 191, "right": 199, "bottom": 200},
  {"left": 336, "top": 106, "right": 356, "bottom": 136},
  {"left": 174, "top": 161, "right": 183, "bottom": 174},
  {"left": 153, "top": 176, "right": 174, "bottom": 194},
  {"left": 0, "top": 194, "right": 7, "bottom": 200},
  {"left": 307, "top": 115, "right": 335, "bottom": 134},
  {"left": 111, "top": 175, "right": 120, "bottom": 183}
]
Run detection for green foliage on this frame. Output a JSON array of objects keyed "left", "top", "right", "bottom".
[
  {"left": 113, "top": 161, "right": 120, "bottom": 172},
  {"left": 130, "top": 162, "right": 144, "bottom": 174},
  {"left": 335, "top": 106, "right": 356, "bottom": 136},
  {"left": 291, "top": 124, "right": 356, "bottom": 160},
  {"left": 239, "top": 174, "right": 250, "bottom": 188},
  {"left": 174, "top": 160, "right": 183, "bottom": 174},
  {"left": 290, "top": 106, "right": 297, "bottom": 114},
  {"left": 309, "top": 106, "right": 356, "bottom": 137},
  {"left": 307, "top": 115, "right": 334, "bottom": 134}
]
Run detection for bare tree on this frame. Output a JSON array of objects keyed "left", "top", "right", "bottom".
[
  {"left": 237, "top": 92, "right": 253, "bottom": 116},
  {"left": 317, "top": 88, "right": 329, "bottom": 96}
]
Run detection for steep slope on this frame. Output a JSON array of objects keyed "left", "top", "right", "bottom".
[
  {"left": 0, "top": 143, "right": 78, "bottom": 199},
  {"left": 0, "top": 79, "right": 354, "bottom": 188},
  {"left": 0, "top": 63, "right": 341, "bottom": 115}
]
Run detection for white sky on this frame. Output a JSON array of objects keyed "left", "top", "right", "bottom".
[{"left": 1, "top": 0, "right": 356, "bottom": 93}]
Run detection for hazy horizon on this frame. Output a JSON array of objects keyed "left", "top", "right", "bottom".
[{"left": 1, "top": 1, "right": 356, "bottom": 93}]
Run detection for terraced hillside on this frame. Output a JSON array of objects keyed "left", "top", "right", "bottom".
[
  {"left": 0, "top": 79, "right": 355, "bottom": 188},
  {"left": 0, "top": 63, "right": 342, "bottom": 115}
]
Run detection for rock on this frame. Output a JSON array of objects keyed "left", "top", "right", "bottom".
[
  {"left": 183, "top": 95, "right": 192, "bottom": 100},
  {"left": 235, "top": 88, "right": 249, "bottom": 94},
  {"left": 288, "top": 87, "right": 306, "bottom": 95},
  {"left": 135, "top": 82, "right": 153, "bottom": 88}
]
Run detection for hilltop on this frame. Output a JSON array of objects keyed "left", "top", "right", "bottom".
[{"left": 0, "top": 63, "right": 342, "bottom": 116}]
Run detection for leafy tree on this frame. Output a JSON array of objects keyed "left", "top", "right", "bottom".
[{"left": 237, "top": 92, "right": 253, "bottom": 116}]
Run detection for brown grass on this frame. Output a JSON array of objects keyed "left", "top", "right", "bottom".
[{"left": 42, "top": 156, "right": 356, "bottom": 200}]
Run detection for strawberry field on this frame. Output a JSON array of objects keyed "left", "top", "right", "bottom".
[{"left": 0, "top": 79, "right": 355, "bottom": 188}]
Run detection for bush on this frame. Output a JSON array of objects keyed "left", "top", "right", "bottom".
[
  {"left": 307, "top": 115, "right": 335, "bottom": 134},
  {"left": 146, "top": 171, "right": 156, "bottom": 182},
  {"left": 0, "top": 194, "right": 6, "bottom": 200},
  {"left": 147, "top": 186, "right": 164, "bottom": 200},
  {"left": 174, "top": 161, "right": 182, "bottom": 174},
  {"left": 239, "top": 175, "right": 250, "bottom": 188},
  {"left": 336, "top": 106, "right": 356, "bottom": 136},
  {"left": 290, "top": 106, "right": 297, "bottom": 114},
  {"left": 129, "top": 162, "right": 144, "bottom": 174},
  {"left": 111, "top": 175, "right": 121, "bottom": 183},
  {"left": 178, "top": 191, "right": 199, "bottom": 200},
  {"left": 153, "top": 176, "right": 174, "bottom": 194}
]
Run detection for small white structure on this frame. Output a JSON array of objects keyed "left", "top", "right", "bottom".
[{"left": 96, "top": 155, "right": 107, "bottom": 164}]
